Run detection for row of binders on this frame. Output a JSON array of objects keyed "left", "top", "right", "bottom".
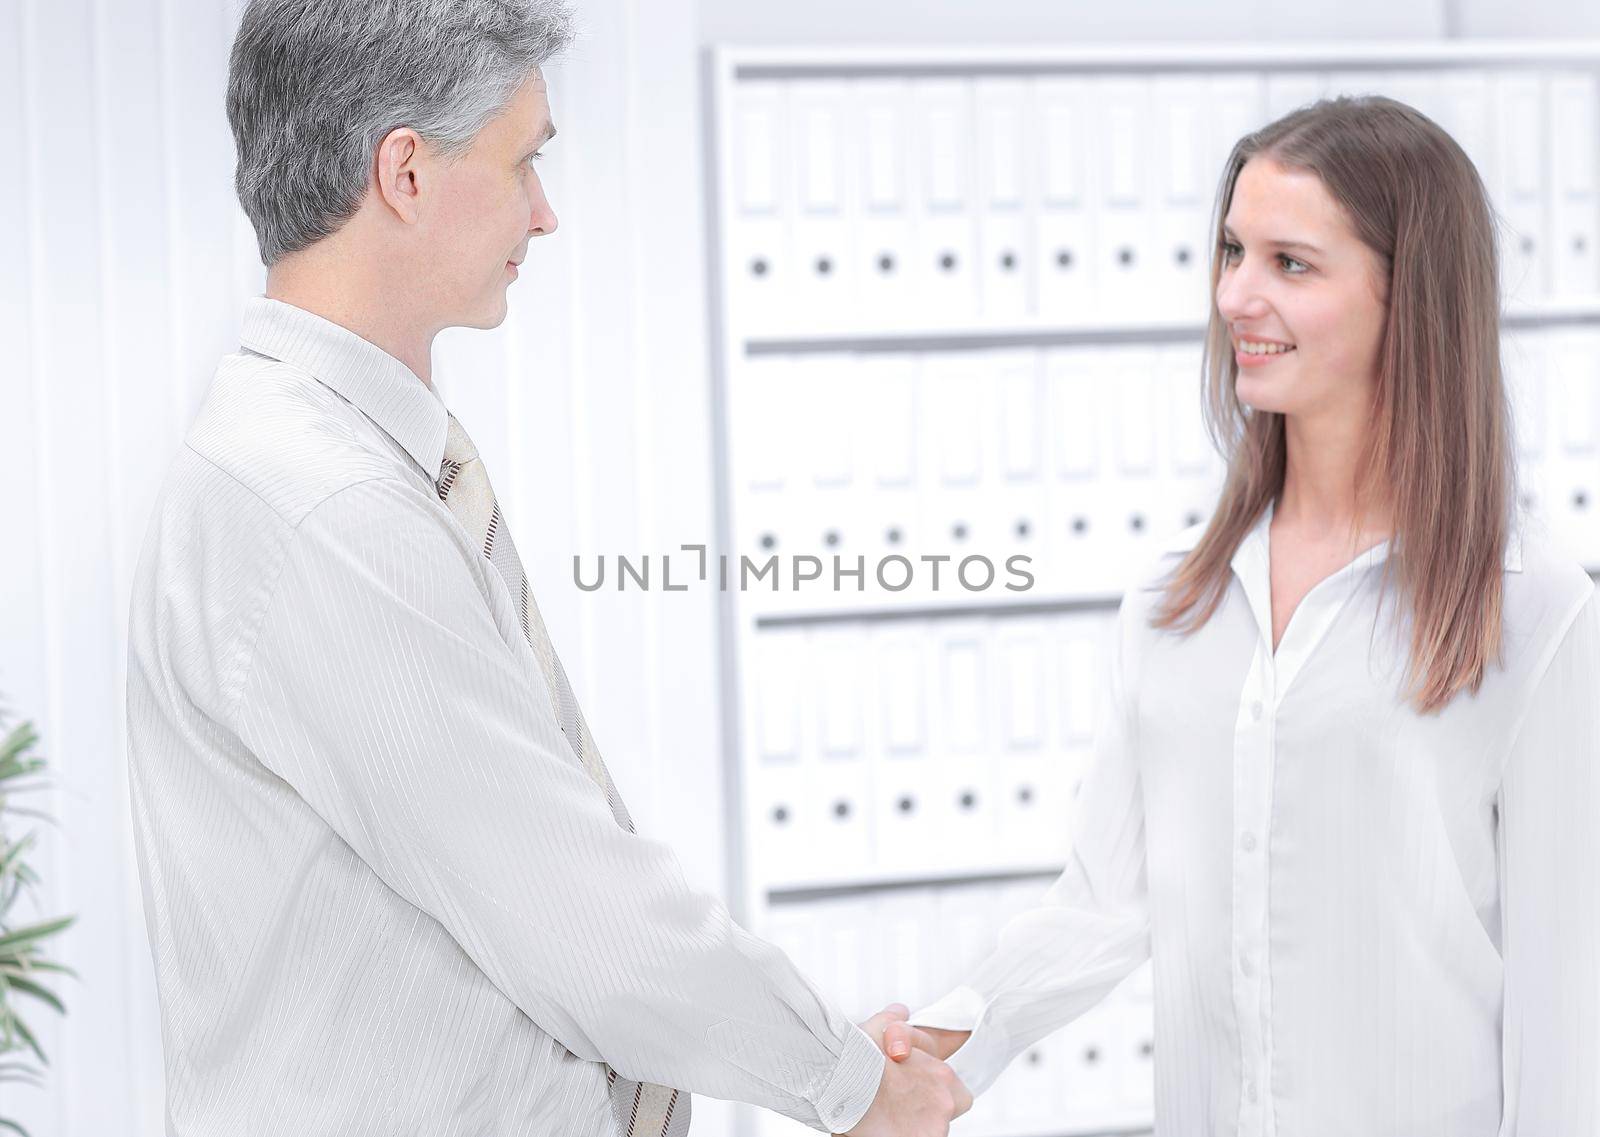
[
  {"left": 756, "top": 878, "right": 1155, "bottom": 1137},
  {"left": 726, "top": 329, "right": 1600, "bottom": 620},
  {"left": 727, "top": 344, "right": 1225, "bottom": 610},
  {"left": 723, "top": 68, "right": 1600, "bottom": 335},
  {"left": 744, "top": 610, "right": 1115, "bottom": 890},
  {"left": 1506, "top": 329, "right": 1600, "bottom": 568}
]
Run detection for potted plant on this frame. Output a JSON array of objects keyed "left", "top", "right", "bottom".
[{"left": 0, "top": 713, "right": 75, "bottom": 1137}]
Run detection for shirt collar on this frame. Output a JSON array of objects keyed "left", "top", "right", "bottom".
[
  {"left": 240, "top": 297, "right": 449, "bottom": 479},
  {"left": 1163, "top": 499, "right": 1524, "bottom": 573}
]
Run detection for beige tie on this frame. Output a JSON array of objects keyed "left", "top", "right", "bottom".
[{"left": 436, "top": 413, "right": 689, "bottom": 1137}]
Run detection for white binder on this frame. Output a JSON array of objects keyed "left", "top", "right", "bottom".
[
  {"left": 868, "top": 626, "right": 935, "bottom": 874},
  {"left": 1093, "top": 77, "right": 1155, "bottom": 320},
  {"left": 854, "top": 78, "right": 918, "bottom": 328},
  {"left": 991, "top": 349, "right": 1046, "bottom": 568},
  {"left": 855, "top": 352, "right": 921, "bottom": 572},
  {"left": 809, "top": 626, "right": 875, "bottom": 880},
  {"left": 749, "top": 627, "right": 815, "bottom": 887},
  {"left": 1151, "top": 76, "right": 1216, "bottom": 322},
  {"left": 992, "top": 617, "right": 1066, "bottom": 865},
  {"left": 1547, "top": 330, "right": 1600, "bottom": 565},
  {"left": 931, "top": 619, "right": 995, "bottom": 867},
  {"left": 728, "top": 82, "right": 791, "bottom": 336},
  {"left": 1493, "top": 72, "right": 1550, "bottom": 307},
  {"left": 787, "top": 82, "right": 858, "bottom": 331},
  {"left": 1547, "top": 71, "right": 1600, "bottom": 300},
  {"left": 1045, "top": 346, "right": 1109, "bottom": 596},
  {"left": 1109, "top": 347, "right": 1165, "bottom": 579},
  {"left": 918, "top": 352, "right": 994, "bottom": 569},
  {"left": 974, "top": 78, "right": 1033, "bottom": 324},
  {"left": 1032, "top": 77, "right": 1098, "bottom": 326},
  {"left": 1165, "top": 341, "right": 1219, "bottom": 538},
  {"left": 912, "top": 78, "right": 980, "bottom": 324}
]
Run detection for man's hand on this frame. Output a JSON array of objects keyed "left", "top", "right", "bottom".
[{"left": 842, "top": 1045, "right": 972, "bottom": 1137}]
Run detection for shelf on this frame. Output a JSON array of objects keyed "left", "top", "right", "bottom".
[
  {"left": 752, "top": 591, "right": 1122, "bottom": 628},
  {"left": 741, "top": 298, "right": 1600, "bottom": 356},
  {"left": 766, "top": 861, "right": 1067, "bottom": 901},
  {"left": 720, "top": 41, "right": 1600, "bottom": 80}
]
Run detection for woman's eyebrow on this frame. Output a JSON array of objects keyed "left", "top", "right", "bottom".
[{"left": 1221, "top": 228, "right": 1324, "bottom": 256}]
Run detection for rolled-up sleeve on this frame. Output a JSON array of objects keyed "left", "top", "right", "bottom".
[
  {"left": 231, "top": 476, "right": 883, "bottom": 1133},
  {"left": 1498, "top": 582, "right": 1600, "bottom": 1135},
  {"left": 912, "top": 587, "right": 1153, "bottom": 1097}
]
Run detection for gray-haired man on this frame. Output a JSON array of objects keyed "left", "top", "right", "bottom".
[{"left": 124, "top": 1, "right": 966, "bottom": 1134}]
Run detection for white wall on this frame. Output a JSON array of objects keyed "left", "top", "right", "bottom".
[{"left": 0, "top": 0, "right": 725, "bottom": 1132}]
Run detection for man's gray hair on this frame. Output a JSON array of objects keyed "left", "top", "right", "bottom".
[{"left": 228, "top": 0, "right": 574, "bottom": 266}]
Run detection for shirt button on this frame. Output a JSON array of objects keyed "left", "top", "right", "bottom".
[
  {"left": 1241, "top": 832, "right": 1258, "bottom": 852},
  {"left": 1247, "top": 1080, "right": 1260, "bottom": 1103},
  {"left": 1240, "top": 955, "right": 1255, "bottom": 977},
  {"left": 1249, "top": 699, "right": 1264, "bottom": 722}
]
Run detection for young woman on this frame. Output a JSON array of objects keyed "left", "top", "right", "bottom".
[{"left": 885, "top": 96, "right": 1600, "bottom": 1135}]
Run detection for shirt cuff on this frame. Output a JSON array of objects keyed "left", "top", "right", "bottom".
[
  {"left": 910, "top": 986, "right": 1009, "bottom": 1099},
  {"left": 813, "top": 1024, "right": 886, "bottom": 1134},
  {"left": 909, "top": 985, "right": 986, "bottom": 1031}
]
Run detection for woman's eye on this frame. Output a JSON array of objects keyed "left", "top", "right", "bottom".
[
  {"left": 1220, "top": 241, "right": 1242, "bottom": 264},
  {"left": 1279, "top": 254, "right": 1309, "bottom": 274}
]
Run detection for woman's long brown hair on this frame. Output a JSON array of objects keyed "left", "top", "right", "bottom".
[{"left": 1150, "top": 95, "right": 1515, "bottom": 715}]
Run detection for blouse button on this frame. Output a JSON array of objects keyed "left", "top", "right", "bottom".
[
  {"left": 1240, "top": 955, "right": 1255, "bottom": 977},
  {"left": 1249, "top": 699, "right": 1264, "bottom": 722},
  {"left": 1240, "top": 832, "right": 1258, "bottom": 852}
]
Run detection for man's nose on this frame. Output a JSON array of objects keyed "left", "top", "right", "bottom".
[{"left": 530, "top": 197, "right": 558, "bottom": 238}]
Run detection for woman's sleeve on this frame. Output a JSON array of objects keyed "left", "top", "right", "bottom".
[
  {"left": 910, "top": 585, "right": 1153, "bottom": 1097},
  {"left": 1498, "top": 581, "right": 1600, "bottom": 1133}
]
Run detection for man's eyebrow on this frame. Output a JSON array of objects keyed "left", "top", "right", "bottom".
[
  {"left": 1221, "top": 227, "right": 1323, "bottom": 256},
  {"left": 531, "top": 121, "right": 557, "bottom": 149}
]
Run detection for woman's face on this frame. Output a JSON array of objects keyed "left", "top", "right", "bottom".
[{"left": 1215, "top": 156, "right": 1390, "bottom": 424}]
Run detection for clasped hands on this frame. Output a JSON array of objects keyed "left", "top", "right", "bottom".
[{"left": 840, "top": 1004, "right": 975, "bottom": 1137}]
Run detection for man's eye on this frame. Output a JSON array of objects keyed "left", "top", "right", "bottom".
[{"left": 527, "top": 151, "right": 545, "bottom": 165}]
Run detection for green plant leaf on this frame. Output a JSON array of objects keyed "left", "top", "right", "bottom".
[
  {"left": 8, "top": 1015, "right": 44, "bottom": 1066},
  {"left": 0, "top": 917, "right": 74, "bottom": 954},
  {"left": 0, "top": 977, "right": 62, "bottom": 1017}
]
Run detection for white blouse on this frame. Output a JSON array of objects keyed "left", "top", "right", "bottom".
[{"left": 915, "top": 500, "right": 1600, "bottom": 1137}]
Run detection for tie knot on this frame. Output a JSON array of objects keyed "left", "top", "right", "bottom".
[{"left": 442, "top": 413, "right": 480, "bottom": 469}]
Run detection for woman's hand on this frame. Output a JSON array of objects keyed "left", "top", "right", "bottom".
[{"left": 861, "top": 1002, "right": 971, "bottom": 1062}]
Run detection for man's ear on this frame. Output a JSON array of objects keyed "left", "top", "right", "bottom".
[{"left": 374, "top": 127, "right": 425, "bottom": 224}]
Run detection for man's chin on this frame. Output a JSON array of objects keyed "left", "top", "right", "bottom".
[{"left": 457, "top": 298, "right": 511, "bottom": 332}]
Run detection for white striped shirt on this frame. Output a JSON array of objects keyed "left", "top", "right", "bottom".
[
  {"left": 916, "top": 501, "right": 1600, "bottom": 1136},
  {"left": 125, "top": 297, "right": 884, "bottom": 1136}
]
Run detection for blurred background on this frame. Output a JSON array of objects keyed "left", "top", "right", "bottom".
[{"left": 3, "top": 1, "right": 1599, "bottom": 1135}]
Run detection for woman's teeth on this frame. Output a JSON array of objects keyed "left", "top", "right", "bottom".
[{"left": 1239, "top": 341, "right": 1295, "bottom": 355}]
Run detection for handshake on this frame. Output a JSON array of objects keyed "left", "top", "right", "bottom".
[{"left": 842, "top": 1004, "right": 976, "bottom": 1137}]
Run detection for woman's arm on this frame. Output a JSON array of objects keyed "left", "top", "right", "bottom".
[
  {"left": 897, "top": 585, "right": 1155, "bottom": 1097},
  {"left": 1497, "top": 583, "right": 1600, "bottom": 1132}
]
